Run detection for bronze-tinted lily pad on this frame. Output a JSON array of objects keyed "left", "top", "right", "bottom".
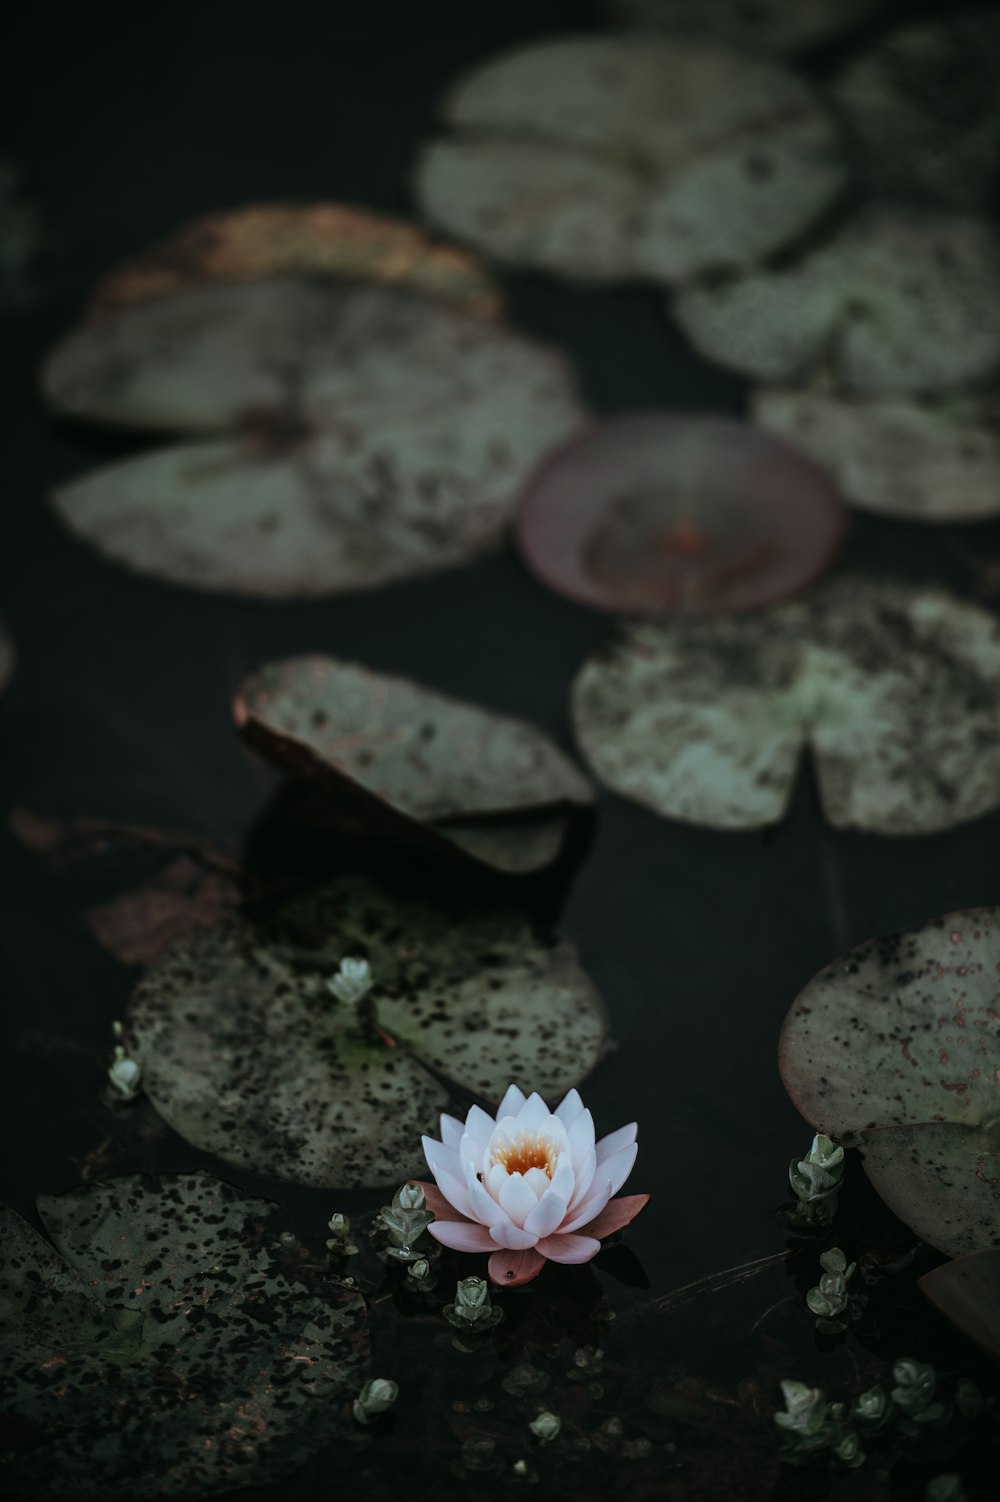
[
  {"left": 516, "top": 415, "right": 845, "bottom": 615},
  {"left": 920, "top": 1251, "right": 1000, "bottom": 1363},
  {"left": 601, "top": 0, "right": 883, "bottom": 55},
  {"left": 90, "top": 202, "right": 501, "bottom": 319},
  {"left": 43, "top": 279, "right": 583, "bottom": 598},
  {"left": 754, "top": 388, "right": 1000, "bottom": 523},
  {"left": 0, "top": 1173, "right": 368, "bottom": 1501},
  {"left": 675, "top": 213, "right": 1000, "bottom": 395},
  {"left": 415, "top": 36, "right": 846, "bottom": 286},
  {"left": 571, "top": 575, "right": 1000, "bottom": 833},
  {"left": 779, "top": 911, "right": 1000, "bottom": 1256},
  {"left": 127, "top": 878, "right": 607, "bottom": 1188}
]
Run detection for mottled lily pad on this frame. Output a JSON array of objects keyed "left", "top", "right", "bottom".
[
  {"left": 235, "top": 655, "right": 593, "bottom": 872},
  {"left": 601, "top": 0, "right": 883, "bottom": 55},
  {"left": 43, "top": 278, "right": 583, "bottom": 598},
  {"left": 90, "top": 202, "right": 501, "bottom": 319},
  {"left": 415, "top": 36, "right": 846, "bottom": 286},
  {"left": 779, "top": 911, "right": 1000, "bottom": 1256},
  {"left": 920, "top": 1251, "right": 1000, "bottom": 1363},
  {"left": 0, "top": 1173, "right": 368, "bottom": 1501},
  {"left": 571, "top": 575, "right": 1000, "bottom": 834},
  {"left": 754, "top": 388, "right": 1000, "bottom": 523},
  {"left": 675, "top": 213, "right": 1000, "bottom": 395},
  {"left": 516, "top": 415, "right": 844, "bottom": 615},
  {"left": 835, "top": 15, "right": 1000, "bottom": 211},
  {"left": 127, "top": 878, "right": 607, "bottom": 1188}
]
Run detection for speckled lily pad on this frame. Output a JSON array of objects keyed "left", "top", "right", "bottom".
[
  {"left": 0, "top": 1173, "right": 368, "bottom": 1501},
  {"left": 601, "top": 0, "right": 883, "bottom": 55},
  {"left": 754, "top": 388, "right": 1000, "bottom": 523},
  {"left": 516, "top": 415, "right": 844, "bottom": 614},
  {"left": 90, "top": 202, "right": 501, "bottom": 319},
  {"left": 234, "top": 655, "right": 593, "bottom": 873},
  {"left": 675, "top": 213, "right": 1000, "bottom": 395},
  {"left": 779, "top": 910, "right": 1000, "bottom": 1256},
  {"left": 571, "top": 575, "right": 1000, "bottom": 834},
  {"left": 127, "top": 878, "right": 607, "bottom": 1188},
  {"left": 920, "top": 1251, "right": 1000, "bottom": 1363},
  {"left": 415, "top": 36, "right": 846, "bottom": 286},
  {"left": 43, "top": 278, "right": 583, "bottom": 598}
]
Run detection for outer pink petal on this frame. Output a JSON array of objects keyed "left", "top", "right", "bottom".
[
  {"left": 596, "top": 1123, "right": 637, "bottom": 1162},
  {"left": 428, "top": 1220, "right": 496, "bottom": 1252},
  {"left": 488, "top": 1247, "right": 545, "bottom": 1287},
  {"left": 439, "top": 1114, "right": 464, "bottom": 1149},
  {"left": 581, "top": 1193, "right": 650, "bottom": 1241},
  {"left": 561, "top": 1178, "right": 614, "bottom": 1234},
  {"left": 536, "top": 1231, "right": 601, "bottom": 1264},
  {"left": 489, "top": 1221, "right": 539, "bottom": 1250}
]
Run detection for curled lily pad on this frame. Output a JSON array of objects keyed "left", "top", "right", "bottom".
[
  {"left": 779, "top": 910, "right": 1000, "bottom": 1256},
  {"left": 516, "top": 415, "right": 844, "bottom": 615},
  {"left": 235, "top": 655, "right": 593, "bottom": 872},
  {"left": 43, "top": 278, "right": 583, "bottom": 598},
  {"left": 920, "top": 1251, "right": 1000, "bottom": 1363},
  {"left": 415, "top": 36, "right": 846, "bottom": 286},
  {"left": 0, "top": 1173, "right": 368, "bottom": 1501},
  {"left": 675, "top": 213, "right": 1000, "bottom": 395},
  {"left": 127, "top": 878, "right": 607, "bottom": 1188},
  {"left": 571, "top": 575, "right": 1000, "bottom": 833},
  {"left": 601, "top": 0, "right": 883, "bottom": 55},
  {"left": 90, "top": 201, "right": 501, "bottom": 319},
  {"left": 754, "top": 388, "right": 1000, "bottom": 523}
]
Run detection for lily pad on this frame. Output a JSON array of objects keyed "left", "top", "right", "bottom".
[
  {"left": 90, "top": 201, "right": 501, "bottom": 319},
  {"left": 43, "top": 278, "right": 584, "bottom": 598},
  {"left": 516, "top": 415, "right": 844, "bottom": 615},
  {"left": 779, "top": 910, "right": 1000, "bottom": 1256},
  {"left": 414, "top": 35, "right": 846, "bottom": 286},
  {"left": 0, "top": 1172, "right": 368, "bottom": 1501},
  {"left": 920, "top": 1251, "right": 1000, "bottom": 1363},
  {"left": 571, "top": 575, "right": 1000, "bottom": 833},
  {"left": 127, "top": 878, "right": 607, "bottom": 1188},
  {"left": 674, "top": 213, "right": 1000, "bottom": 395},
  {"left": 235, "top": 655, "right": 593, "bottom": 872},
  {"left": 754, "top": 388, "right": 1000, "bottom": 523},
  {"left": 601, "top": 0, "right": 883, "bottom": 55}
]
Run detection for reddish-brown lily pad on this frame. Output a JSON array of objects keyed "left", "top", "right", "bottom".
[
  {"left": 516, "top": 415, "right": 845, "bottom": 615},
  {"left": 919, "top": 1250, "right": 1000, "bottom": 1363},
  {"left": 601, "top": 0, "right": 884, "bottom": 55},
  {"left": 415, "top": 35, "right": 846, "bottom": 286},
  {"left": 43, "top": 279, "right": 584, "bottom": 598},
  {"left": 780, "top": 909, "right": 1000, "bottom": 1257},
  {"left": 571, "top": 575, "right": 1000, "bottom": 834}
]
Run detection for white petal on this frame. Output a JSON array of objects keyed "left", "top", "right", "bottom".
[
  {"left": 597, "top": 1142, "right": 638, "bottom": 1197},
  {"left": 523, "top": 1167, "right": 550, "bottom": 1199},
  {"left": 561, "top": 1178, "right": 613, "bottom": 1233},
  {"left": 428, "top": 1220, "right": 495, "bottom": 1252},
  {"left": 567, "top": 1109, "right": 596, "bottom": 1173},
  {"left": 523, "top": 1188, "right": 568, "bottom": 1239},
  {"left": 496, "top": 1084, "right": 526, "bottom": 1119},
  {"left": 489, "top": 1220, "right": 539, "bottom": 1250},
  {"left": 536, "top": 1231, "right": 601, "bottom": 1264},
  {"left": 439, "top": 1114, "right": 464, "bottom": 1150},
  {"left": 487, "top": 1162, "right": 507, "bottom": 1201},
  {"left": 429, "top": 1165, "right": 475, "bottom": 1220},
  {"left": 498, "top": 1172, "right": 538, "bottom": 1228},
  {"left": 549, "top": 1151, "right": 575, "bottom": 1206},
  {"left": 567, "top": 1145, "right": 597, "bottom": 1213},
  {"left": 554, "top": 1087, "right": 585, "bottom": 1126},
  {"left": 515, "top": 1092, "right": 550, "bottom": 1129},
  {"left": 422, "top": 1136, "right": 460, "bottom": 1181},
  {"left": 596, "top": 1123, "right": 637, "bottom": 1162},
  {"left": 469, "top": 1177, "right": 511, "bottom": 1229},
  {"left": 463, "top": 1105, "right": 496, "bottom": 1154}
]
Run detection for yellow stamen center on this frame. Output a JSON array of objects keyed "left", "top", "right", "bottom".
[{"left": 490, "top": 1130, "right": 556, "bottom": 1179}]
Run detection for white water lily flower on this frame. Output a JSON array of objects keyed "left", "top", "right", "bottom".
[{"left": 419, "top": 1084, "right": 648, "bottom": 1287}]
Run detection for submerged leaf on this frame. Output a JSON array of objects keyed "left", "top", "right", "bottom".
[
  {"left": 0, "top": 1173, "right": 368, "bottom": 1501},
  {"left": 920, "top": 1251, "right": 1000, "bottom": 1363},
  {"left": 571, "top": 575, "right": 1000, "bottom": 833},
  {"left": 516, "top": 415, "right": 844, "bottom": 614},
  {"left": 415, "top": 35, "right": 846, "bottom": 286},
  {"left": 780, "top": 910, "right": 1000, "bottom": 1256},
  {"left": 601, "top": 0, "right": 883, "bottom": 55},
  {"left": 127, "top": 878, "right": 607, "bottom": 1187}
]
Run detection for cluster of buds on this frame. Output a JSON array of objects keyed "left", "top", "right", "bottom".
[
  {"left": 774, "top": 1381, "right": 864, "bottom": 1469},
  {"left": 443, "top": 1276, "right": 504, "bottom": 1332},
  {"left": 107, "top": 1022, "right": 142, "bottom": 1101},
  {"left": 805, "top": 1247, "right": 858, "bottom": 1334},
  {"left": 379, "top": 1182, "right": 434, "bottom": 1263},
  {"left": 325, "top": 1212, "right": 359, "bottom": 1260},
  {"left": 353, "top": 1378, "right": 398, "bottom": 1426},
  {"left": 788, "top": 1134, "right": 844, "bottom": 1230}
]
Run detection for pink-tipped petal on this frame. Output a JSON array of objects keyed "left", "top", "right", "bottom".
[
  {"left": 414, "top": 1179, "right": 465, "bottom": 1221},
  {"left": 597, "top": 1142, "right": 638, "bottom": 1197},
  {"left": 489, "top": 1220, "right": 539, "bottom": 1250},
  {"left": 582, "top": 1193, "right": 651, "bottom": 1241},
  {"left": 596, "top": 1123, "right": 637, "bottom": 1162},
  {"left": 488, "top": 1247, "right": 545, "bottom": 1288},
  {"left": 496, "top": 1084, "right": 526, "bottom": 1119},
  {"left": 429, "top": 1219, "right": 497, "bottom": 1253},
  {"left": 469, "top": 1178, "right": 512, "bottom": 1229},
  {"left": 439, "top": 1113, "right": 464, "bottom": 1150},
  {"left": 536, "top": 1231, "right": 602, "bottom": 1265},
  {"left": 566, "top": 1145, "right": 597, "bottom": 1213},
  {"left": 554, "top": 1088, "right": 585, "bottom": 1126},
  {"left": 561, "top": 1179, "right": 614, "bottom": 1234},
  {"left": 523, "top": 1188, "right": 568, "bottom": 1239}
]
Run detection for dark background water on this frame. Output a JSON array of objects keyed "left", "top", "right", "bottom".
[{"left": 2, "top": 1, "right": 998, "bottom": 1498}]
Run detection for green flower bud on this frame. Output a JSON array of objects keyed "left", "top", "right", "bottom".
[
  {"left": 530, "top": 1411, "right": 561, "bottom": 1443},
  {"left": 353, "top": 1377, "right": 398, "bottom": 1425}
]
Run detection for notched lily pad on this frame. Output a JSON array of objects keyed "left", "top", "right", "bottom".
[
  {"left": 601, "top": 0, "right": 883, "bottom": 55},
  {"left": 90, "top": 201, "right": 501, "bottom": 319},
  {"left": 415, "top": 35, "right": 846, "bottom": 286},
  {"left": 0, "top": 1173, "right": 368, "bottom": 1501},
  {"left": 235, "top": 655, "right": 593, "bottom": 873},
  {"left": 780, "top": 910, "right": 1000, "bottom": 1256},
  {"left": 571, "top": 575, "right": 1000, "bottom": 833},
  {"left": 516, "top": 415, "right": 844, "bottom": 615},
  {"left": 920, "top": 1250, "right": 1000, "bottom": 1363},
  {"left": 675, "top": 213, "right": 1000, "bottom": 395},
  {"left": 43, "top": 278, "right": 584, "bottom": 598},
  {"left": 754, "top": 388, "right": 1000, "bottom": 523},
  {"left": 127, "top": 877, "right": 607, "bottom": 1188}
]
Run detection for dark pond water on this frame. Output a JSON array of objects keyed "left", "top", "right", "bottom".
[{"left": 2, "top": 2, "right": 998, "bottom": 1498}]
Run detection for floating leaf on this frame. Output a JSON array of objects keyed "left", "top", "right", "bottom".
[
  {"left": 779, "top": 910, "right": 1000, "bottom": 1256},
  {"left": 516, "top": 415, "right": 844, "bottom": 615},
  {"left": 601, "top": 0, "right": 884, "bottom": 55},
  {"left": 43, "top": 279, "right": 583, "bottom": 598},
  {"left": 754, "top": 388, "right": 1000, "bottom": 524},
  {"left": 0, "top": 1173, "right": 368, "bottom": 1501},
  {"left": 920, "top": 1251, "right": 1000, "bottom": 1363},
  {"left": 571, "top": 575, "right": 1000, "bottom": 833},
  {"left": 415, "top": 36, "right": 846, "bottom": 286},
  {"left": 90, "top": 201, "right": 501, "bottom": 319},
  {"left": 235, "top": 655, "right": 593, "bottom": 872},
  {"left": 675, "top": 213, "right": 1000, "bottom": 395},
  {"left": 128, "top": 878, "right": 607, "bottom": 1188}
]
